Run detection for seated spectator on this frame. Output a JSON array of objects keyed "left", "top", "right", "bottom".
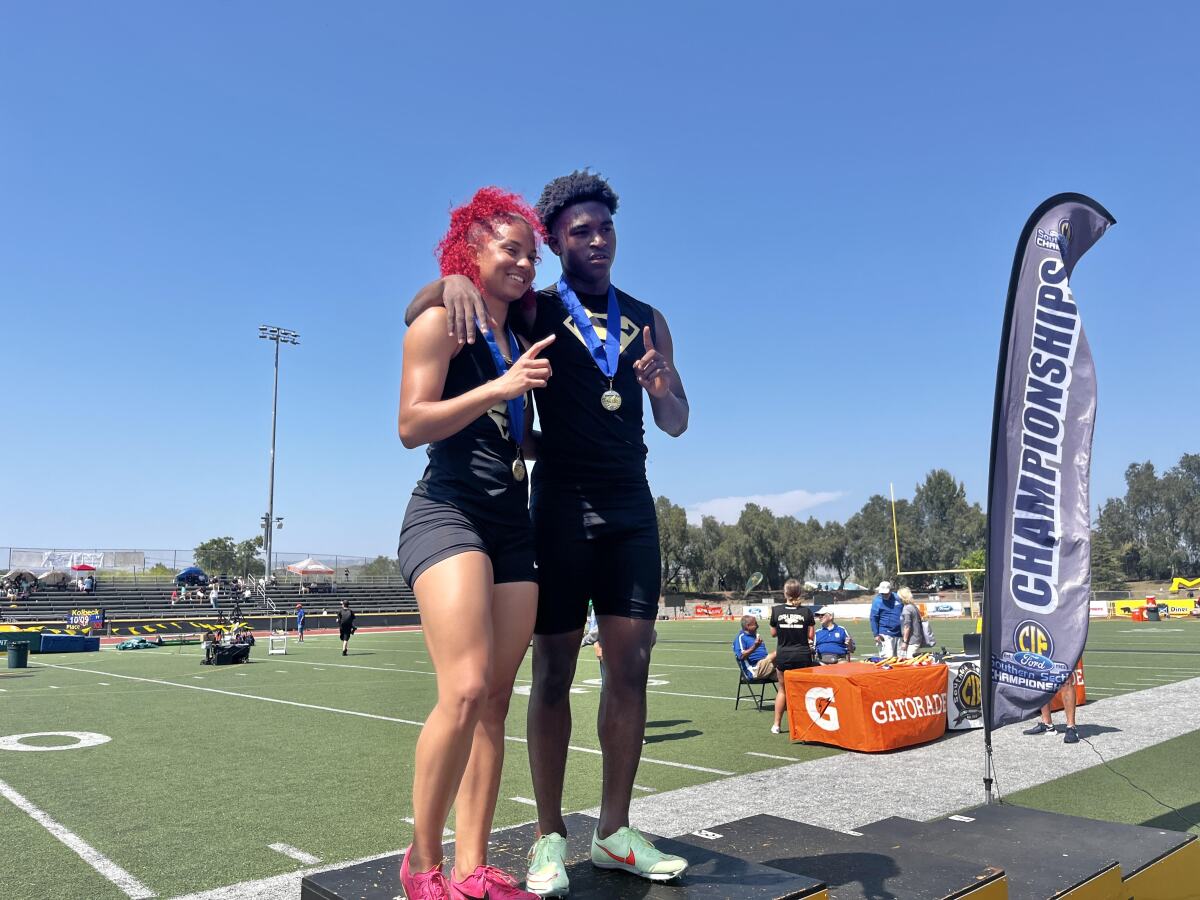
[
  {"left": 814, "top": 610, "right": 853, "bottom": 663},
  {"left": 83, "top": 574, "right": 96, "bottom": 594},
  {"left": 733, "top": 614, "right": 775, "bottom": 680}
]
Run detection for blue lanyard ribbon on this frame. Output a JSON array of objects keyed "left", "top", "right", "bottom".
[
  {"left": 482, "top": 326, "right": 525, "bottom": 447},
  {"left": 557, "top": 276, "right": 620, "bottom": 380}
]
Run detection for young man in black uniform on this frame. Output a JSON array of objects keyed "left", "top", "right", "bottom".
[
  {"left": 769, "top": 578, "right": 816, "bottom": 735},
  {"left": 406, "top": 171, "right": 690, "bottom": 893}
]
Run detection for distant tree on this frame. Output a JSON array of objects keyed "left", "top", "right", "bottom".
[
  {"left": 655, "top": 496, "right": 690, "bottom": 589},
  {"left": 818, "top": 520, "right": 851, "bottom": 589},
  {"left": 1090, "top": 530, "right": 1126, "bottom": 591},
  {"left": 194, "top": 536, "right": 264, "bottom": 576},
  {"left": 361, "top": 555, "right": 401, "bottom": 578}
]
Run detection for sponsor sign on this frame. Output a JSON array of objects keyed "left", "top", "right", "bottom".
[
  {"left": 783, "top": 662, "right": 947, "bottom": 752},
  {"left": 1113, "top": 598, "right": 1196, "bottom": 617},
  {"left": 692, "top": 604, "right": 725, "bottom": 618},
  {"left": 947, "top": 660, "right": 983, "bottom": 731},
  {"left": 743, "top": 605, "right": 769, "bottom": 619},
  {"left": 984, "top": 194, "right": 1114, "bottom": 728},
  {"left": 1089, "top": 601, "right": 1110, "bottom": 618},
  {"left": 923, "top": 601, "right": 963, "bottom": 618},
  {"left": 1170, "top": 577, "right": 1200, "bottom": 592}
]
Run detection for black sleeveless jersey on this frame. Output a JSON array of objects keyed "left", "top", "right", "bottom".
[
  {"left": 411, "top": 338, "right": 528, "bottom": 523},
  {"left": 526, "top": 283, "right": 658, "bottom": 493}
]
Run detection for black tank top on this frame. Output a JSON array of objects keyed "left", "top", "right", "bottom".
[
  {"left": 526, "top": 283, "right": 657, "bottom": 495},
  {"left": 411, "top": 338, "right": 529, "bottom": 523}
]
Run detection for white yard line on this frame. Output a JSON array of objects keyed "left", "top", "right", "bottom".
[
  {"left": 509, "top": 796, "right": 537, "bottom": 806},
  {"left": 0, "top": 777, "right": 157, "bottom": 898},
  {"left": 267, "top": 843, "right": 321, "bottom": 865},
  {"left": 745, "top": 751, "right": 799, "bottom": 762},
  {"left": 39, "top": 663, "right": 733, "bottom": 776},
  {"left": 401, "top": 817, "right": 453, "bottom": 836}
]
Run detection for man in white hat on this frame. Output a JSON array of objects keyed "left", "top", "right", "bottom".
[{"left": 869, "top": 581, "right": 903, "bottom": 658}]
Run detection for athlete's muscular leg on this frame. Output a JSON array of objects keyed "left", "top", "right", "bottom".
[
  {"left": 594, "top": 615, "right": 655, "bottom": 839},
  {"left": 408, "top": 552, "right": 494, "bottom": 873},
  {"left": 452, "top": 580, "right": 537, "bottom": 879},
  {"left": 527, "top": 628, "right": 585, "bottom": 837}
]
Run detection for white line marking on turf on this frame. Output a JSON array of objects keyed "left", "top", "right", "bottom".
[
  {"left": 41, "top": 664, "right": 732, "bottom": 775},
  {"left": 746, "top": 752, "right": 798, "bottom": 762},
  {"left": 509, "top": 796, "right": 537, "bottom": 806},
  {"left": 268, "top": 843, "right": 321, "bottom": 865},
  {"left": 49, "top": 685, "right": 59, "bottom": 689},
  {"left": 633, "top": 784, "right": 657, "bottom": 793},
  {"left": 0, "top": 777, "right": 157, "bottom": 898}
]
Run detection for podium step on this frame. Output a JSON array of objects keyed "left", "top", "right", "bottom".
[
  {"left": 857, "top": 810, "right": 1124, "bottom": 899},
  {"left": 873, "top": 804, "right": 1199, "bottom": 900},
  {"left": 672, "top": 814, "right": 1006, "bottom": 899},
  {"left": 301, "top": 813, "right": 828, "bottom": 899}
]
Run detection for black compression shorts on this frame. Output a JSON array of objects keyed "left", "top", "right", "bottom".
[
  {"left": 397, "top": 495, "right": 535, "bottom": 588},
  {"left": 531, "top": 494, "right": 660, "bottom": 635}
]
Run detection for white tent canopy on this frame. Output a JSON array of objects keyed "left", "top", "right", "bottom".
[{"left": 286, "top": 558, "right": 335, "bottom": 576}]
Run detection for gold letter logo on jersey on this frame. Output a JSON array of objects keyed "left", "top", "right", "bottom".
[
  {"left": 486, "top": 401, "right": 512, "bottom": 441},
  {"left": 562, "top": 312, "right": 640, "bottom": 354}
]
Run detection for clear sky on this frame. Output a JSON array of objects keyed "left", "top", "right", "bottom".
[{"left": 2, "top": 2, "right": 1196, "bottom": 559}]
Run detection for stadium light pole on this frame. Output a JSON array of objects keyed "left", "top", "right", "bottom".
[{"left": 258, "top": 325, "right": 300, "bottom": 578}]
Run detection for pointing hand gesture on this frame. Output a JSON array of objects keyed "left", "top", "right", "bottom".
[
  {"left": 633, "top": 326, "right": 671, "bottom": 398},
  {"left": 495, "top": 335, "right": 555, "bottom": 400}
]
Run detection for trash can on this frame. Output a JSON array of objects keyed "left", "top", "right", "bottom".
[
  {"left": 7, "top": 641, "right": 30, "bottom": 669},
  {"left": 1131, "top": 607, "right": 1145, "bottom": 622},
  {"left": 1145, "top": 605, "right": 1161, "bottom": 622}
]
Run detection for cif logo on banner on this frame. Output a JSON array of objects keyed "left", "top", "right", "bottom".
[
  {"left": 1013, "top": 619, "right": 1055, "bottom": 671},
  {"left": 1035, "top": 219, "right": 1072, "bottom": 253},
  {"left": 952, "top": 662, "right": 982, "bottom": 726},
  {"left": 1008, "top": 254, "right": 1082, "bottom": 615},
  {"left": 804, "top": 687, "right": 839, "bottom": 732}
]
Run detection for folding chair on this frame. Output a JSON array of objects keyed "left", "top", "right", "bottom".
[{"left": 735, "top": 667, "right": 778, "bottom": 711}]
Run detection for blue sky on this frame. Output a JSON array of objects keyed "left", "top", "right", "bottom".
[{"left": 2, "top": 3, "right": 1196, "bottom": 559}]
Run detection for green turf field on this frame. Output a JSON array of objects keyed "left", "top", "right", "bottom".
[{"left": 1, "top": 618, "right": 1197, "bottom": 898}]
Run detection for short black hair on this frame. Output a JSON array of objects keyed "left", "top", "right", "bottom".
[{"left": 535, "top": 170, "right": 619, "bottom": 233}]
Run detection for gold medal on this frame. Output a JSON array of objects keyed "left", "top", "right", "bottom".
[
  {"left": 512, "top": 458, "right": 527, "bottom": 482},
  {"left": 601, "top": 389, "right": 622, "bottom": 412}
]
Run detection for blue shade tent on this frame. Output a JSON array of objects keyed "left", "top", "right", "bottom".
[{"left": 175, "top": 566, "right": 209, "bottom": 585}]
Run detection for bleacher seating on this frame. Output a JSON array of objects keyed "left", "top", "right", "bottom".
[{"left": 0, "top": 577, "right": 416, "bottom": 624}]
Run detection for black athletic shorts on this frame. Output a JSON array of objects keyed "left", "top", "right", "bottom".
[
  {"left": 775, "top": 651, "right": 816, "bottom": 672},
  {"left": 397, "top": 494, "right": 535, "bottom": 588},
  {"left": 531, "top": 491, "right": 660, "bottom": 635}
]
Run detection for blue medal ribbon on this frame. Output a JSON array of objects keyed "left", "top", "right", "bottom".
[
  {"left": 557, "top": 275, "right": 621, "bottom": 381},
  {"left": 482, "top": 325, "right": 525, "bottom": 447}
]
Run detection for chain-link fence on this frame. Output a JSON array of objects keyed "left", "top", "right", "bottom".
[{"left": 1, "top": 547, "right": 398, "bottom": 582}]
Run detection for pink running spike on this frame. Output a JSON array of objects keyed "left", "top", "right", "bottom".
[
  {"left": 400, "top": 847, "right": 451, "bottom": 900},
  {"left": 450, "top": 864, "right": 539, "bottom": 900}
]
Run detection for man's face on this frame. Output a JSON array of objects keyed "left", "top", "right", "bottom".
[
  {"left": 822, "top": 614, "right": 834, "bottom": 628},
  {"left": 549, "top": 201, "right": 616, "bottom": 283},
  {"left": 745, "top": 618, "right": 758, "bottom": 635}
]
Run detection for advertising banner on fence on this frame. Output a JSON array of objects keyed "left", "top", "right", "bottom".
[
  {"left": 1113, "top": 598, "right": 1196, "bottom": 617},
  {"left": 1089, "top": 601, "right": 1110, "bottom": 618},
  {"left": 984, "top": 194, "right": 1115, "bottom": 729},
  {"left": 923, "top": 601, "right": 964, "bottom": 618}
]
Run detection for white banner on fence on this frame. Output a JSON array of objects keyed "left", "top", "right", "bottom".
[
  {"left": 743, "top": 605, "right": 769, "bottom": 619},
  {"left": 814, "top": 603, "right": 873, "bottom": 619},
  {"left": 924, "top": 601, "right": 963, "bottom": 618},
  {"left": 8, "top": 549, "right": 145, "bottom": 571},
  {"left": 1089, "top": 601, "right": 1110, "bottom": 618}
]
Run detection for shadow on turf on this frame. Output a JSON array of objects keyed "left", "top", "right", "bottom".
[
  {"left": 1067, "top": 723, "right": 1122, "bottom": 738},
  {"left": 646, "top": 719, "right": 692, "bottom": 729},
  {"left": 1140, "top": 801, "right": 1200, "bottom": 833},
  {"left": 644, "top": 729, "right": 703, "bottom": 744}
]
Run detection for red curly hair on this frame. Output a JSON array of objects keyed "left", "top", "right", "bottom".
[{"left": 436, "top": 187, "right": 545, "bottom": 287}]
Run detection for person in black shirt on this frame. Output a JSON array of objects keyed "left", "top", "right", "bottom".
[
  {"left": 406, "top": 171, "right": 690, "bottom": 891},
  {"left": 396, "top": 188, "right": 551, "bottom": 900},
  {"left": 769, "top": 578, "right": 816, "bottom": 735}
]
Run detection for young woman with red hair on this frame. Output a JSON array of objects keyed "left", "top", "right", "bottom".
[{"left": 396, "top": 187, "right": 553, "bottom": 900}]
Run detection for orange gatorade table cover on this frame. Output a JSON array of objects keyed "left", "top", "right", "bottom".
[{"left": 783, "top": 662, "right": 948, "bottom": 752}]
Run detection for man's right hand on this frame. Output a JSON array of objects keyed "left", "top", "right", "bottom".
[
  {"left": 874, "top": 635, "right": 883, "bottom": 643},
  {"left": 443, "top": 275, "right": 488, "bottom": 344}
]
